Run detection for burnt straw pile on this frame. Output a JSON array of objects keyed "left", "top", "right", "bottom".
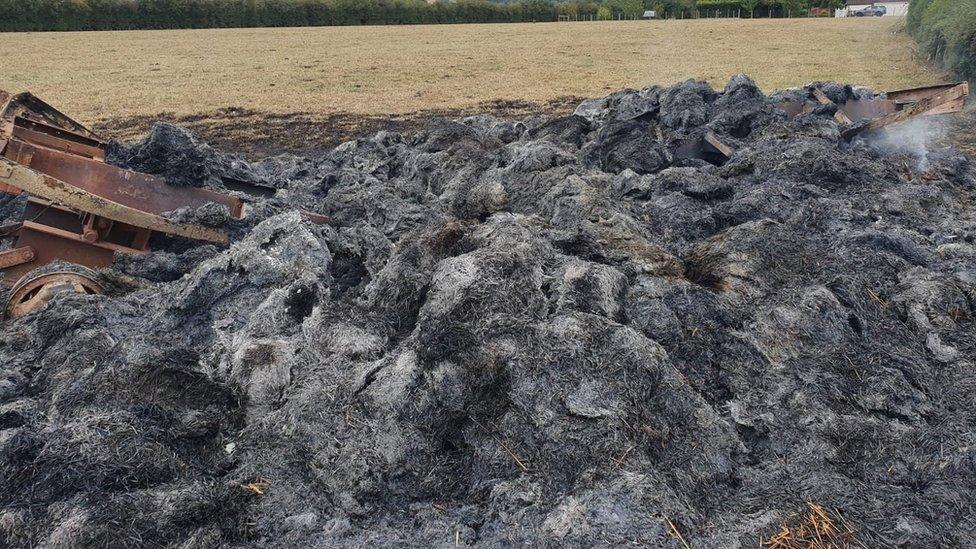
[{"left": 2, "top": 76, "right": 975, "bottom": 548}]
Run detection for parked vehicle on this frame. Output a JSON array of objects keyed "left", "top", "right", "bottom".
[{"left": 854, "top": 5, "right": 887, "bottom": 16}]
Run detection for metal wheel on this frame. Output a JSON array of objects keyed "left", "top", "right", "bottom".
[{"left": 5, "top": 267, "right": 104, "bottom": 319}]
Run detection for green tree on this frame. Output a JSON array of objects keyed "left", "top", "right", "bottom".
[
  {"left": 621, "top": 0, "right": 643, "bottom": 17},
  {"left": 656, "top": 0, "right": 695, "bottom": 18},
  {"left": 911, "top": 0, "right": 976, "bottom": 79}
]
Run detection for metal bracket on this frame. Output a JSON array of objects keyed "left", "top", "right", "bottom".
[{"left": 0, "top": 246, "right": 35, "bottom": 270}]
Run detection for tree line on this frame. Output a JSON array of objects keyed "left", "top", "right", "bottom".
[
  {"left": 0, "top": 0, "right": 556, "bottom": 31},
  {"left": 645, "top": 0, "right": 843, "bottom": 18},
  {"left": 908, "top": 0, "right": 976, "bottom": 80},
  {"left": 0, "top": 0, "right": 852, "bottom": 32}
]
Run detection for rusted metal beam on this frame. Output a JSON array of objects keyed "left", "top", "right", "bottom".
[
  {"left": 3, "top": 140, "right": 245, "bottom": 219},
  {"left": 673, "top": 131, "right": 735, "bottom": 166},
  {"left": 774, "top": 99, "right": 806, "bottom": 118},
  {"left": 775, "top": 81, "right": 967, "bottom": 125},
  {"left": 300, "top": 211, "right": 330, "bottom": 225},
  {"left": 923, "top": 95, "right": 967, "bottom": 116},
  {"left": 0, "top": 91, "right": 102, "bottom": 142},
  {"left": 886, "top": 82, "right": 966, "bottom": 103},
  {"left": 21, "top": 220, "right": 149, "bottom": 254},
  {"left": 12, "top": 120, "right": 105, "bottom": 160},
  {"left": 0, "top": 158, "right": 230, "bottom": 244},
  {"left": 703, "top": 131, "right": 734, "bottom": 160},
  {"left": 0, "top": 246, "right": 34, "bottom": 270},
  {"left": 838, "top": 98, "right": 897, "bottom": 122},
  {"left": 811, "top": 88, "right": 853, "bottom": 125},
  {"left": 0, "top": 89, "right": 266, "bottom": 290},
  {"left": 842, "top": 82, "right": 970, "bottom": 140},
  {"left": 0, "top": 227, "right": 116, "bottom": 286}
]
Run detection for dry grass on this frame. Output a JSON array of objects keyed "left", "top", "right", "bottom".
[
  {"left": 0, "top": 18, "right": 940, "bottom": 127},
  {"left": 765, "top": 504, "right": 868, "bottom": 549}
]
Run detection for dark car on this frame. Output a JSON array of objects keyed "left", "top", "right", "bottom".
[{"left": 854, "top": 5, "right": 887, "bottom": 16}]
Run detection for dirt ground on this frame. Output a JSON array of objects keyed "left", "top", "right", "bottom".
[{"left": 93, "top": 97, "right": 583, "bottom": 158}]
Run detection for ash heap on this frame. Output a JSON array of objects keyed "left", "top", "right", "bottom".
[{"left": 1, "top": 76, "right": 974, "bottom": 548}]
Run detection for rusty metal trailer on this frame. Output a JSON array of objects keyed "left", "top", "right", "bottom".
[{"left": 0, "top": 91, "right": 247, "bottom": 318}]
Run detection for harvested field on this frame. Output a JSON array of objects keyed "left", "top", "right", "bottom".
[
  {"left": 1, "top": 76, "right": 975, "bottom": 548},
  {"left": 0, "top": 18, "right": 942, "bottom": 156}
]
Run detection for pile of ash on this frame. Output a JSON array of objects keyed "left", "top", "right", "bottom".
[{"left": 1, "top": 75, "right": 974, "bottom": 548}]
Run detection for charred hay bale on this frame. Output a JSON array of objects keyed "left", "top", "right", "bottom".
[
  {"left": 358, "top": 219, "right": 477, "bottom": 335},
  {"left": 658, "top": 79, "right": 716, "bottom": 132},
  {"left": 572, "top": 86, "right": 660, "bottom": 126},
  {"left": 708, "top": 74, "right": 786, "bottom": 139},
  {"left": 611, "top": 86, "right": 662, "bottom": 122},
  {"left": 624, "top": 275, "right": 686, "bottom": 343},
  {"left": 108, "top": 123, "right": 222, "bottom": 188},
  {"left": 585, "top": 118, "right": 669, "bottom": 175},
  {"left": 745, "top": 285, "right": 856, "bottom": 367},
  {"left": 549, "top": 213, "right": 684, "bottom": 277},
  {"left": 327, "top": 131, "right": 410, "bottom": 181},
  {"left": 0, "top": 191, "right": 26, "bottom": 230},
  {"left": 113, "top": 245, "right": 221, "bottom": 283},
  {"left": 5, "top": 75, "right": 976, "bottom": 548},
  {"left": 338, "top": 313, "right": 741, "bottom": 544},
  {"left": 892, "top": 267, "right": 971, "bottom": 333},
  {"left": 553, "top": 260, "right": 627, "bottom": 321},
  {"left": 682, "top": 218, "right": 796, "bottom": 296},
  {"left": 438, "top": 172, "right": 508, "bottom": 220},
  {"left": 411, "top": 220, "right": 552, "bottom": 364},
  {"left": 526, "top": 115, "right": 591, "bottom": 147},
  {"left": 316, "top": 168, "right": 450, "bottom": 240},
  {"left": 156, "top": 212, "right": 330, "bottom": 324},
  {"left": 494, "top": 164, "right": 584, "bottom": 221},
  {"left": 413, "top": 118, "right": 502, "bottom": 154},
  {"left": 614, "top": 166, "right": 732, "bottom": 202},
  {"left": 506, "top": 139, "right": 578, "bottom": 174},
  {"left": 1, "top": 411, "right": 193, "bottom": 504},
  {"left": 749, "top": 136, "right": 886, "bottom": 190}
]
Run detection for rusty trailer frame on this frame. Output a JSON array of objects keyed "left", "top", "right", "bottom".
[{"left": 0, "top": 91, "right": 248, "bottom": 317}]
